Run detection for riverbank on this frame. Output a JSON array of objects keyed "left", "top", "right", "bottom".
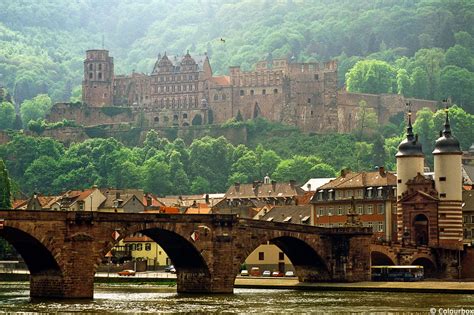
[
  {"left": 2, "top": 273, "right": 474, "bottom": 294},
  {"left": 234, "top": 278, "right": 474, "bottom": 294}
]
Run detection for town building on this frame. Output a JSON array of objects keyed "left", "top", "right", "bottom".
[
  {"left": 462, "top": 190, "right": 474, "bottom": 245},
  {"left": 311, "top": 167, "right": 397, "bottom": 241},
  {"left": 213, "top": 179, "right": 306, "bottom": 218}
]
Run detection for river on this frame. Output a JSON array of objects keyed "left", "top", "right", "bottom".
[{"left": 1, "top": 282, "right": 474, "bottom": 313}]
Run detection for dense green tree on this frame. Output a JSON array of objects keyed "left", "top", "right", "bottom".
[
  {"left": 190, "top": 176, "right": 211, "bottom": 194},
  {"left": 439, "top": 66, "right": 474, "bottom": 112},
  {"left": 0, "top": 159, "right": 12, "bottom": 208},
  {"left": 0, "top": 102, "right": 15, "bottom": 130},
  {"left": 346, "top": 60, "right": 396, "bottom": 94},
  {"left": 445, "top": 45, "right": 473, "bottom": 71},
  {"left": 353, "top": 100, "right": 378, "bottom": 141},
  {"left": 19, "top": 94, "right": 52, "bottom": 128}
]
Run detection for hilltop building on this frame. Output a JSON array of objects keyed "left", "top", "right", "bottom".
[{"left": 43, "top": 49, "right": 438, "bottom": 139}]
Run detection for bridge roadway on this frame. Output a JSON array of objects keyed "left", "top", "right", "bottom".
[{"left": 0, "top": 209, "right": 372, "bottom": 298}]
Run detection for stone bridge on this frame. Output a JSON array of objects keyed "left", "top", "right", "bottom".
[{"left": 0, "top": 210, "right": 372, "bottom": 298}]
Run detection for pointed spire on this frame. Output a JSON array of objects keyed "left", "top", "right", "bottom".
[
  {"left": 433, "top": 99, "right": 461, "bottom": 155},
  {"left": 442, "top": 100, "right": 452, "bottom": 138},
  {"left": 396, "top": 102, "right": 424, "bottom": 157},
  {"left": 406, "top": 109, "right": 414, "bottom": 141}
]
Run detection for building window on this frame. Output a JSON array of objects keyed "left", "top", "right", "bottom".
[
  {"left": 337, "top": 206, "right": 343, "bottom": 215},
  {"left": 240, "top": 90, "right": 244, "bottom": 96},
  {"left": 145, "top": 243, "right": 151, "bottom": 251},
  {"left": 440, "top": 177, "right": 446, "bottom": 181},
  {"left": 136, "top": 243, "right": 143, "bottom": 251},
  {"left": 378, "top": 222, "right": 384, "bottom": 232},
  {"left": 250, "top": 90, "right": 254, "bottom": 96},
  {"left": 314, "top": 74, "right": 319, "bottom": 80},
  {"left": 471, "top": 215, "right": 474, "bottom": 223},
  {"left": 89, "top": 64, "right": 93, "bottom": 71},
  {"left": 262, "top": 89, "right": 266, "bottom": 95},
  {"left": 98, "top": 64, "right": 102, "bottom": 71},
  {"left": 279, "top": 252, "right": 284, "bottom": 260},
  {"left": 357, "top": 205, "right": 363, "bottom": 214},
  {"left": 367, "top": 205, "right": 373, "bottom": 214},
  {"left": 367, "top": 188, "right": 373, "bottom": 198},
  {"left": 307, "top": 98, "right": 311, "bottom": 104},
  {"left": 183, "top": 113, "right": 188, "bottom": 119},
  {"left": 154, "top": 117, "right": 159, "bottom": 122},
  {"left": 440, "top": 193, "right": 446, "bottom": 198},
  {"left": 464, "top": 215, "right": 469, "bottom": 223},
  {"left": 89, "top": 73, "right": 93, "bottom": 79},
  {"left": 273, "top": 88, "right": 278, "bottom": 94},
  {"left": 397, "top": 179, "right": 402, "bottom": 183},
  {"left": 318, "top": 207, "right": 324, "bottom": 216},
  {"left": 79, "top": 202, "right": 84, "bottom": 211},
  {"left": 357, "top": 189, "right": 362, "bottom": 198},
  {"left": 259, "top": 252, "right": 264, "bottom": 261},
  {"left": 328, "top": 207, "right": 333, "bottom": 216},
  {"left": 378, "top": 204, "right": 385, "bottom": 214}
]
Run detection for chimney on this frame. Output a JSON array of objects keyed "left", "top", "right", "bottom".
[
  {"left": 271, "top": 180, "right": 277, "bottom": 191},
  {"left": 378, "top": 166, "right": 386, "bottom": 177},
  {"left": 146, "top": 194, "right": 152, "bottom": 207},
  {"left": 116, "top": 192, "right": 120, "bottom": 199},
  {"left": 340, "top": 169, "right": 350, "bottom": 177},
  {"left": 234, "top": 182, "right": 240, "bottom": 192},
  {"left": 205, "top": 194, "right": 210, "bottom": 204},
  {"left": 306, "top": 183, "right": 311, "bottom": 191}
]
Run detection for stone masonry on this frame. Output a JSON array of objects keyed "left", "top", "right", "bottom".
[{"left": 0, "top": 209, "right": 371, "bottom": 298}]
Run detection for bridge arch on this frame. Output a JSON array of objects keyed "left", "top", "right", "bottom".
[
  {"left": 237, "top": 232, "right": 331, "bottom": 282},
  {"left": 371, "top": 251, "right": 396, "bottom": 266},
  {"left": 411, "top": 255, "right": 437, "bottom": 277},
  {"left": 104, "top": 222, "right": 212, "bottom": 293},
  {"left": 0, "top": 226, "right": 64, "bottom": 297}
]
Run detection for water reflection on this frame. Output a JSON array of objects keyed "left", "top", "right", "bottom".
[{"left": 1, "top": 282, "right": 474, "bottom": 313}]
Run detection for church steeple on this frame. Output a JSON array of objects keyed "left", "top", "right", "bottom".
[{"left": 396, "top": 107, "right": 424, "bottom": 157}]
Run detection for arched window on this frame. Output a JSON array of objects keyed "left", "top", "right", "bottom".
[
  {"left": 250, "top": 90, "right": 254, "bottom": 96},
  {"left": 273, "top": 89, "right": 278, "bottom": 94},
  {"left": 183, "top": 113, "right": 188, "bottom": 119},
  {"left": 262, "top": 89, "right": 266, "bottom": 95}
]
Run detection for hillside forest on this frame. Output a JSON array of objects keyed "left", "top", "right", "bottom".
[{"left": 0, "top": 0, "right": 474, "bottom": 196}]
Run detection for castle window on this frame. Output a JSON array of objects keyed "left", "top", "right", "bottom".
[
  {"left": 183, "top": 113, "right": 188, "bottom": 119},
  {"left": 262, "top": 89, "right": 266, "bottom": 95},
  {"left": 307, "top": 98, "right": 311, "bottom": 104},
  {"left": 173, "top": 114, "right": 178, "bottom": 121},
  {"left": 314, "top": 74, "right": 319, "bottom": 80},
  {"left": 273, "top": 89, "right": 278, "bottom": 94},
  {"left": 250, "top": 90, "right": 254, "bottom": 96},
  {"left": 439, "top": 177, "right": 446, "bottom": 181},
  {"left": 98, "top": 64, "right": 102, "bottom": 71},
  {"left": 240, "top": 90, "right": 244, "bottom": 96},
  {"left": 440, "top": 193, "right": 446, "bottom": 198},
  {"left": 89, "top": 73, "right": 93, "bottom": 79},
  {"left": 397, "top": 179, "right": 402, "bottom": 183},
  {"left": 214, "top": 94, "right": 218, "bottom": 101},
  {"left": 310, "top": 110, "right": 314, "bottom": 116},
  {"left": 357, "top": 205, "right": 363, "bottom": 214},
  {"left": 378, "top": 204, "right": 385, "bottom": 214},
  {"left": 98, "top": 73, "right": 102, "bottom": 80},
  {"left": 154, "top": 117, "right": 159, "bottom": 122}
]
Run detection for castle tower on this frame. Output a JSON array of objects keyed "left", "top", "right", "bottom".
[
  {"left": 82, "top": 49, "right": 114, "bottom": 106},
  {"left": 395, "top": 110, "right": 424, "bottom": 241},
  {"left": 433, "top": 106, "right": 463, "bottom": 249}
]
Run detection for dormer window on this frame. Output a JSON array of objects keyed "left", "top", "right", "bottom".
[{"left": 367, "top": 187, "right": 373, "bottom": 198}]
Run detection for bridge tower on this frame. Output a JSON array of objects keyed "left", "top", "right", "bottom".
[
  {"left": 433, "top": 106, "right": 463, "bottom": 249},
  {"left": 82, "top": 49, "right": 114, "bottom": 106},
  {"left": 395, "top": 110, "right": 424, "bottom": 241}
]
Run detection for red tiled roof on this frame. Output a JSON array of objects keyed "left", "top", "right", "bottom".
[
  {"left": 12, "top": 199, "right": 27, "bottom": 209},
  {"left": 211, "top": 76, "right": 231, "bottom": 86},
  {"left": 319, "top": 171, "right": 396, "bottom": 189}
]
